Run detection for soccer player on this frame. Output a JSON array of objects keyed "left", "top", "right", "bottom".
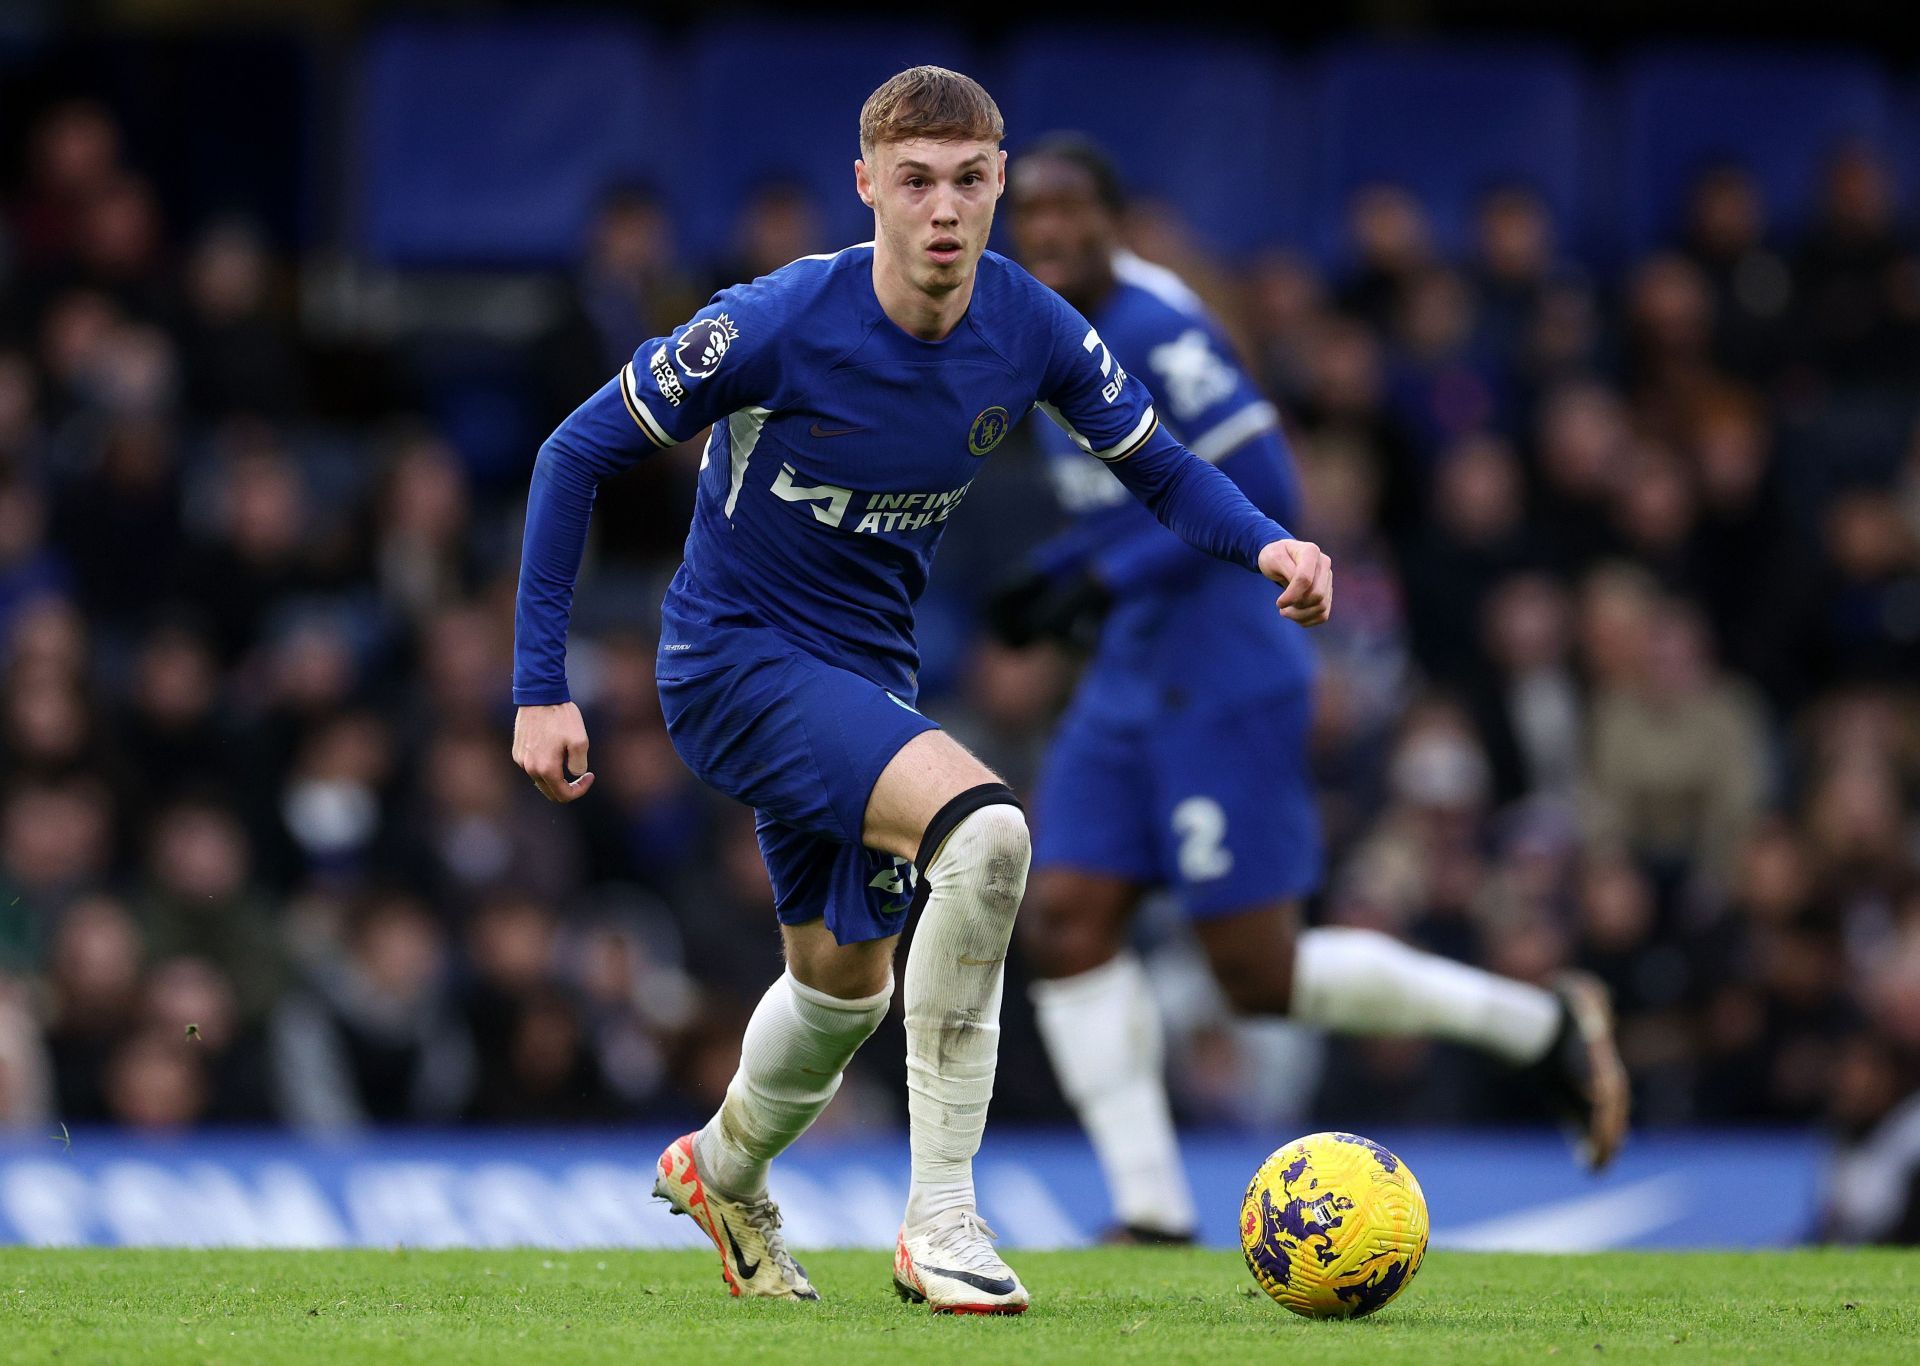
[
  {"left": 509, "top": 70, "right": 1333, "bottom": 1311},
  {"left": 1003, "top": 137, "right": 1629, "bottom": 1243}
]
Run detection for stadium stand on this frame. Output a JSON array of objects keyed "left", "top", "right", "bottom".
[{"left": 2, "top": 18, "right": 1919, "bottom": 1241}]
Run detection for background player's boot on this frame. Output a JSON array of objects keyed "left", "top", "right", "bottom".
[
  {"left": 893, "top": 1210, "right": 1029, "bottom": 1314},
  {"left": 1523, "top": 972, "right": 1630, "bottom": 1171},
  {"left": 1102, "top": 1223, "right": 1197, "bottom": 1247},
  {"left": 653, "top": 1133, "right": 819, "bottom": 1300}
]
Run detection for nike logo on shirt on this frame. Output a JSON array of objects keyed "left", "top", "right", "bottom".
[{"left": 810, "top": 422, "right": 866, "bottom": 437}]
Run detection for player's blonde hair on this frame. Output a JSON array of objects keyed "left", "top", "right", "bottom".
[{"left": 859, "top": 66, "right": 1004, "bottom": 157}]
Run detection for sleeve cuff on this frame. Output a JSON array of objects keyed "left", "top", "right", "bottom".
[
  {"left": 512, "top": 684, "right": 572, "bottom": 706},
  {"left": 1247, "top": 520, "right": 1290, "bottom": 572},
  {"left": 1188, "top": 401, "right": 1280, "bottom": 464}
]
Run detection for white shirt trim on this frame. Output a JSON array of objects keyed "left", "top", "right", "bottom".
[
  {"left": 620, "top": 361, "right": 674, "bottom": 447},
  {"left": 1037, "top": 402, "right": 1160, "bottom": 463},
  {"left": 794, "top": 241, "right": 875, "bottom": 264},
  {"left": 723, "top": 406, "right": 773, "bottom": 518},
  {"left": 1188, "top": 400, "right": 1280, "bottom": 464},
  {"left": 1112, "top": 249, "right": 1205, "bottom": 312}
]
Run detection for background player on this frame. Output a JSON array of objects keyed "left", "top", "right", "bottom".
[
  {"left": 510, "top": 73, "right": 1332, "bottom": 1310},
  {"left": 1004, "top": 137, "right": 1630, "bottom": 1243}
]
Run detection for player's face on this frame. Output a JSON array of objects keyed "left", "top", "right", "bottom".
[
  {"left": 1008, "top": 156, "right": 1118, "bottom": 306},
  {"left": 858, "top": 138, "right": 1006, "bottom": 295}
]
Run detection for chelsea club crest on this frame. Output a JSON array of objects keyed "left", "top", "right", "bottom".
[{"left": 968, "top": 405, "right": 1011, "bottom": 457}]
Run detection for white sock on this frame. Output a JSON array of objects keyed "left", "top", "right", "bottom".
[
  {"left": 694, "top": 969, "right": 892, "bottom": 1198},
  {"left": 1031, "top": 953, "right": 1196, "bottom": 1237},
  {"left": 902, "top": 802, "right": 1030, "bottom": 1231},
  {"left": 1292, "top": 926, "right": 1560, "bottom": 1064}
]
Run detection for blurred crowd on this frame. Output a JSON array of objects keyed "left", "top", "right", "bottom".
[{"left": 2, "top": 96, "right": 1920, "bottom": 1235}]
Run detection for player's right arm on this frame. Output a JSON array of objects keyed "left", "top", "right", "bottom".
[{"left": 512, "top": 297, "right": 770, "bottom": 802}]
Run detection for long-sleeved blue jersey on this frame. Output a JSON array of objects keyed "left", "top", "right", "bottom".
[
  {"left": 512, "top": 244, "right": 1293, "bottom": 705},
  {"left": 1031, "top": 252, "right": 1318, "bottom": 723}
]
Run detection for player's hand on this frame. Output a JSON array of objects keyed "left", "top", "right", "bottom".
[
  {"left": 1258, "top": 539, "right": 1332, "bottom": 627},
  {"left": 513, "top": 702, "right": 595, "bottom": 803}
]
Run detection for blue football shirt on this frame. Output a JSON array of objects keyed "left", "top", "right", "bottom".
[
  {"left": 513, "top": 245, "right": 1293, "bottom": 705},
  {"left": 1032, "top": 252, "right": 1318, "bottom": 721}
]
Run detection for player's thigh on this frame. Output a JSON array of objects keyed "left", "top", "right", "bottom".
[
  {"left": 861, "top": 729, "right": 1007, "bottom": 863},
  {"left": 1151, "top": 689, "right": 1323, "bottom": 921},
  {"left": 759, "top": 811, "right": 918, "bottom": 967},
  {"left": 780, "top": 917, "right": 899, "bottom": 1000},
  {"left": 1191, "top": 900, "right": 1305, "bottom": 1015},
  {"left": 1022, "top": 712, "right": 1157, "bottom": 977},
  {"left": 660, "top": 644, "right": 937, "bottom": 847},
  {"left": 1019, "top": 866, "right": 1145, "bottom": 979}
]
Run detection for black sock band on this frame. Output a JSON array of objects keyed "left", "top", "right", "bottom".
[
  {"left": 914, "top": 782, "right": 1024, "bottom": 876},
  {"left": 906, "top": 783, "right": 1023, "bottom": 918}
]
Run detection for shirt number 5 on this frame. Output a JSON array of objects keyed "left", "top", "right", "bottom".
[{"left": 771, "top": 463, "right": 852, "bottom": 528}]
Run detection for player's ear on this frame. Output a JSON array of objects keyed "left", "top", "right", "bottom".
[
  {"left": 994, "top": 149, "right": 1008, "bottom": 198},
  {"left": 855, "top": 158, "right": 875, "bottom": 209}
]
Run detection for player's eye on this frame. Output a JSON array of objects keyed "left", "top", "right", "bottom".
[
  {"left": 960, "top": 174, "right": 982, "bottom": 187},
  {"left": 905, "top": 177, "right": 927, "bottom": 189}
]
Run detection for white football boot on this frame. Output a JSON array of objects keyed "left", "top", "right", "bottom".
[
  {"left": 893, "top": 1209, "right": 1029, "bottom": 1314},
  {"left": 653, "top": 1132, "right": 818, "bottom": 1300}
]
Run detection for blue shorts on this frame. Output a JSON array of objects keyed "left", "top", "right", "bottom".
[
  {"left": 658, "top": 633, "right": 938, "bottom": 945},
  {"left": 1030, "top": 686, "right": 1322, "bottom": 918}
]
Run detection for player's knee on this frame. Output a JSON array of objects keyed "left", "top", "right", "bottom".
[
  {"left": 1194, "top": 902, "right": 1306, "bottom": 1016},
  {"left": 790, "top": 969, "right": 893, "bottom": 1038},
  {"left": 1216, "top": 962, "right": 1293, "bottom": 1016},
  {"left": 1019, "top": 878, "right": 1126, "bottom": 979},
  {"left": 959, "top": 802, "right": 1030, "bottom": 929},
  {"left": 916, "top": 785, "right": 1029, "bottom": 931},
  {"left": 1205, "top": 931, "right": 1297, "bottom": 1016}
]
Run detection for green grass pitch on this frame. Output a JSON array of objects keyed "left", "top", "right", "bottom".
[{"left": 3, "top": 1247, "right": 1915, "bottom": 1363}]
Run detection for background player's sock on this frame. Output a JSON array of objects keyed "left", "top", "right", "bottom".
[
  {"left": 1293, "top": 926, "right": 1560, "bottom": 1064},
  {"left": 902, "top": 799, "right": 1030, "bottom": 1232},
  {"left": 693, "top": 969, "right": 892, "bottom": 1198},
  {"left": 1030, "top": 953, "right": 1198, "bottom": 1237}
]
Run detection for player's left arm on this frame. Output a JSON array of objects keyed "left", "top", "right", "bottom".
[
  {"left": 992, "top": 428, "right": 1295, "bottom": 647},
  {"left": 1086, "top": 315, "right": 1306, "bottom": 597},
  {"left": 1038, "top": 307, "right": 1330, "bottom": 626},
  {"left": 1105, "top": 424, "right": 1330, "bottom": 626},
  {"left": 1089, "top": 423, "right": 1301, "bottom": 597}
]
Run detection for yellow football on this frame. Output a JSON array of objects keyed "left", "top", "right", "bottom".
[{"left": 1239, "top": 1131, "right": 1429, "bottom": 1319}]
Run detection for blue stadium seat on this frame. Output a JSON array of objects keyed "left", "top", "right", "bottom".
[
  {"left": 680, "top": 20, "right": 977, "bottom": 262},
  {"left": 1314, "top": 41, "right": 1590, "bottom": 265},
  {"left": 359, "top": 19, "right": 670, "bottom": 266},
  {"left": 1618, "top": 48, "right": 1893, "bottom": 254},
  {"left": 998, "top": 26, "right": 1309, "bottom": 259}
]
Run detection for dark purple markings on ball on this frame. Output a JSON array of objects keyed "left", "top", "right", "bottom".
[
  {"left": 1332, "top": 1131, "right": 1400, "bottom": 1173},
  {"left": 1245, "top": 1235, "right": 1292, "bottom": 1289},
  {"left": 1264, "top": 1186, "right": 1354, "bottom": 1267},
  {"left": 1334, "top": 1252, "right": 1413, "bottom": 1317}
]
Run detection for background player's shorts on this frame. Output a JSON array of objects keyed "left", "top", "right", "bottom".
[
  {"left": 1030, "top": 686, "right": 1321, "bottom": 917},
  {"left": 658, "top": 633, "right": 938, "bottom": 944}
]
